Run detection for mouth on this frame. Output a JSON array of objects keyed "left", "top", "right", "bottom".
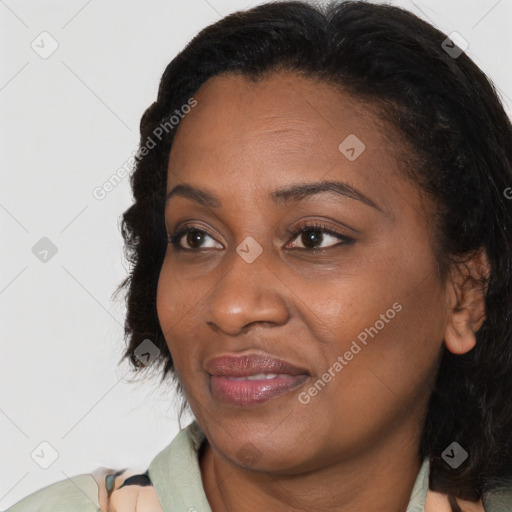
[{"left": 205, "top": 352, "right": 310, "bottom": 406}]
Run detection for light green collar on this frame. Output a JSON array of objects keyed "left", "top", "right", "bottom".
[{"left": 149, "top": 420, "right": 212, "bottom": 512}]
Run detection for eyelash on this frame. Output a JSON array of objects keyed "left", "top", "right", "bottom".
[
  {"left": 286, "top": 221, "right": 355, "bottom": 249},
  {"left": 167, "top": 221, "right": 354, "bottom": 251}
]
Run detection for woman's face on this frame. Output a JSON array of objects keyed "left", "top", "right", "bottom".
[{"left": 157, "top": 71, "right": 450, "bottom": 472}]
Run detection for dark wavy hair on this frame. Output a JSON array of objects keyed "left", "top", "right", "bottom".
[{"left": 114, "top": 1, "right": 512, "bottom": 509}]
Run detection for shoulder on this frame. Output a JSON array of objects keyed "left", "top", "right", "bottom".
[
  {"left": 4, "top": 422, "right": 203, "bottom": 512},
  {"left": 4, "top": 472, "right": 100, "bottom": 512},
  {"left": 4, "top": 467, "right": 163, "bottom": 512}
]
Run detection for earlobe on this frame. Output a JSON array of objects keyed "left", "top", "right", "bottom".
[
  {"left": 443, "top": 248, "right": 490, "bottom": 355},
  {"left": 444, "top": 310, "right": 477, "bottom": 355}
]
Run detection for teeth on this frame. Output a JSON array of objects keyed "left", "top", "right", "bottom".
[
  {"left": 247, "top": 373, "right": 278, "bottom": 380},
  {"left": 229, "top": 373, "right": 280, "bottom": 381}
]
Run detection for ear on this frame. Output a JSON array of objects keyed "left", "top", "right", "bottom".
[{"left": 444, "top": 247, "right": 490, "bottom": 355}]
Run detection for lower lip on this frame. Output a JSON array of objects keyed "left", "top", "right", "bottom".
[{"left": 209, "top": 374, "right": 309, "bottom": 405}]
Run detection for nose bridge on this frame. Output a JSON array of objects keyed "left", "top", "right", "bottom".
[{"left": 205, "top": 237, "right": 289, "bottom": 334}]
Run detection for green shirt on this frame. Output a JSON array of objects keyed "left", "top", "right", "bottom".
[{"left": 4, "top": 420, "right": 511, "bottom": 511}]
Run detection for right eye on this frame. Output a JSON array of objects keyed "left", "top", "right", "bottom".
[{"left": 167, "top": 226, "right": 223, "bottom": 250}]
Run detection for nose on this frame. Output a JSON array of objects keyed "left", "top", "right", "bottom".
[{"left": 204, "top": 246, "right": 290, "bottom": 336}]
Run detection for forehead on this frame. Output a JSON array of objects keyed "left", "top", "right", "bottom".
[{"left": 166, "top": 71, "right": 407, "bottom": 206}]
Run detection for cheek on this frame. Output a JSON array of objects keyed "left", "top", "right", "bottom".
[
  {"left": 341, "top": 280, "right": 444, "bottom": 411},
  {"left": 300, "top": 248, "right": 447, "bottom": 409},
  {"left": 381, "top": 272, "right": 447, "bottom": 382},
  {"left": 156, "top": 256, "right": 212, "bottom": 383},
  {"left": 156, "top": 258, "right": 193, "bottom": 359},
  {"left": 156, "top": 256, "right": 200, "bottom": 331},
  {"left": 156, "top": 261, "right": 177, "bottom": 335}
]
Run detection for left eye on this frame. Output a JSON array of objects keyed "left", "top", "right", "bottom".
[{"left": 286, "top": 225, "right": 354, "bottom": 250}]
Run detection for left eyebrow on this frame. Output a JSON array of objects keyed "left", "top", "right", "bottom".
[
  {"left": 165, "top": 180, "right": 384, "bottom": 214},
  {"left": 270, "top": 180, "right": 383, "bottom": 213}
]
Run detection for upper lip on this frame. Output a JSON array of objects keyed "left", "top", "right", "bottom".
[{"left": 205, "top": 352, "right": 309, "bottom": 377}]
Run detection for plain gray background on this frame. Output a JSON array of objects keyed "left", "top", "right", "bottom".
[{"left": 1, "top": 0, "right": 511, "bottom": 508}]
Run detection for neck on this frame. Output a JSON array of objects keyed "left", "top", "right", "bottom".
[{"left": 199, "top": 419, "right": 424, "bottom": 512}]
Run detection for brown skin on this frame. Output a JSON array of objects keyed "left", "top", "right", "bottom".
[{"left": 156, "top": 71, "right": 489, "bottom": 512}]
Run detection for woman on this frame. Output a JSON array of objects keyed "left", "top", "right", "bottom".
[{"left": 6, "top": 1, "right": 512, "bottom": 511}]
